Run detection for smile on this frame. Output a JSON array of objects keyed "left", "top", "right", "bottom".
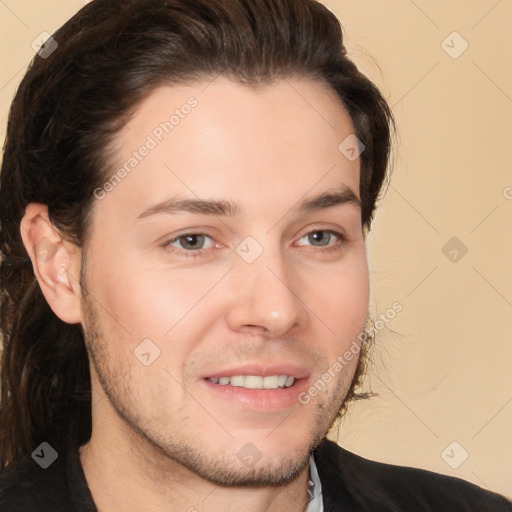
[{"left": 205, "top": 375, "right": 295, "bottom": 389}]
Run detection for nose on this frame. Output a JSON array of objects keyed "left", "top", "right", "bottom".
[{"left": 225, "top": 248, "right": 309, "bottom": 338}]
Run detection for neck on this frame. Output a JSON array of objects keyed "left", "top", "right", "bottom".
[{"left": 79, "top": 400, "right": 311, "bottom": 512}]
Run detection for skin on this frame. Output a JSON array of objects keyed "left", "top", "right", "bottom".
[{"left": 21, "top": 77, "right": 369, "bottom": 512}]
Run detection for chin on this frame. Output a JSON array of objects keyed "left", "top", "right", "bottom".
[
  {"left": 179, "top": 424, "right": 323, "bottom": 487},
  {"left": 183, "top": 443, "right": 313, "bottom": 488}
]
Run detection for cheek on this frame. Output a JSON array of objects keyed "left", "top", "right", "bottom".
[
  {"left": 307, "top": 252, "right": 370, "bottom": 341},
  {"left": 90, "top": 252, "right": 225, "bottom": 342}
]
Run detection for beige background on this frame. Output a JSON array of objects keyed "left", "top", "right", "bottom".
[{"left": 1, "top": 0, "right": 511, "bottom": 499}]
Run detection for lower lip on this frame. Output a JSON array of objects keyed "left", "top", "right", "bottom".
[{"left": 200, "top": 378, "right": 310, "bottom": 411}]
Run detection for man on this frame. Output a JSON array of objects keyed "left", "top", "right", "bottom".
[{"left": 0, "top": 0, "right": 510, "bottom": 510}]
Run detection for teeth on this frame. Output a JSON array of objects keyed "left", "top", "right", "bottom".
[
  {"left": 230, "top": 375, "right": 245, "bottom": 387},
  {"left": 263, "top": 375, "right": 279, "bottom": 389},
  {"left": 244, "top": 376, "right": 263, "bottom": 389},
  {"left": 207, "top": 374, "right": 295, "bottom": 389}
]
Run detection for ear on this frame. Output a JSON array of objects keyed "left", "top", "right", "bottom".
[{"left": 20, "top": 203, "right": 83, "bottom": 324}]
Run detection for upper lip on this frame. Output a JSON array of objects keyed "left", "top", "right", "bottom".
[{"left": 202, "top": 364, "right": 311, "bottom": 380}]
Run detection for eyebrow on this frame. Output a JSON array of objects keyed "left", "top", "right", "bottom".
[{"left": 136, "top": 185, "right": 360, "bottom": 220}]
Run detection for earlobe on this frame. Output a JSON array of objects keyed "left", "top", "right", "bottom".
[{"left": 20, "top": 203, "right": 83, "bottom": 324}]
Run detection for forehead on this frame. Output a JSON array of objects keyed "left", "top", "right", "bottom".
[{"left": 99, "top": 77, "right": 360, "bottom": 222}]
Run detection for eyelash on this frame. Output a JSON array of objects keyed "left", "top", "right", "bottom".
[{"left": 163, "top": 229, "right": 346, "bottom": 259}]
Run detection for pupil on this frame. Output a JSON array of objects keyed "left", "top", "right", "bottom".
[
  {"left": 310, "top": 231, "right": 329, "bottom": 246},
  {"left": 183, "top": 235, "right": 203, "bottom": 250}
]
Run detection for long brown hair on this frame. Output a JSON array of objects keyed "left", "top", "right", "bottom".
[{"left": 0, "top": 0, "right": 393, "bottom": 469}]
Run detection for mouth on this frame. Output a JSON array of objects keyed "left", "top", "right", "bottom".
[
  {"left": 205, "top": 374, "right": 296, "bottom": 390},
  {"left": 200, "top": 365, "right": 310, "bottom": 411}
]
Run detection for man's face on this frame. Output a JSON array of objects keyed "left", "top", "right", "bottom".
[{"left": 81, "top": 77, "right": 369, "bottom": 485}]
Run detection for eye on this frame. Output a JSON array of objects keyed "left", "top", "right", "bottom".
[
  {"left": 163, "top": 229, "right": 345, "bottom": 258},
  {"left": 166, "top": 233, "right": 215, "bottom": 255},
  {"left": 296, "top": 230, "right": 344, "bottom": 248}
]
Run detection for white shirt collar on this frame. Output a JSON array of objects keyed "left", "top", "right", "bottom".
[{"left": 304, "top": 455, "right": 324, "bottom": 512}]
